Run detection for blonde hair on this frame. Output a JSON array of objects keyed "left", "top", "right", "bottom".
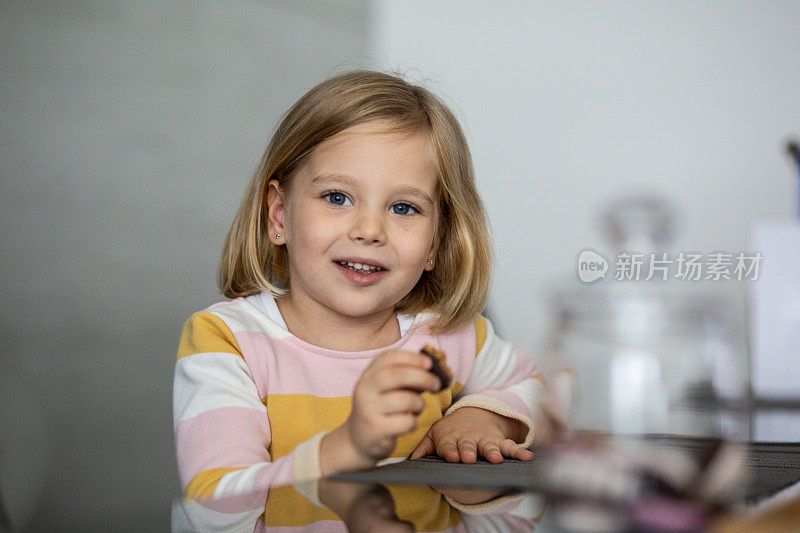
[{"left": 218, "top": 70, "right": 492, "bottom": 333}]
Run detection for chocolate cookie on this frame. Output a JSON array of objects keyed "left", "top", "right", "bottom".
[{"left": 420, "top": 344, "right": 452, "bottom": 391}]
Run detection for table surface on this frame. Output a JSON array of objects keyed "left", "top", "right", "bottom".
[
  {"left": 172, "top": 440, "right": 800, "bottom": 532},
  {"left": 328, "top": 439, "right": 800, "bottom": 532},
  {"left": 331, "top": 440, "right": 800, "bottom": 502}
]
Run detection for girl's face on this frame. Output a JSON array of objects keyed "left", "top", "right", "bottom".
[{"left": 267, "top": 121, "right": 439, "bottom": 322}]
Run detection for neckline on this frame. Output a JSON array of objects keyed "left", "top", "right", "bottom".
[{"left": 247, "top": 292, "right": 424, "bottom": 357}]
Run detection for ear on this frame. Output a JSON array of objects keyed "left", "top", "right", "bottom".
[{"left": 266, "top": 179, "right": 287, "bottom": 245}]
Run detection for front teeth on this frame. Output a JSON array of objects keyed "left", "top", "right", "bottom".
[{"left": 338, "top": 261, "right": 382, "bottom": 273}]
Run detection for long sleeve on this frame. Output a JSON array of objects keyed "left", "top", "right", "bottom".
[
  {"left": 173, "top": 311, "right": 328, "bottom": 500},
  {"left": 445, "top": 315, "right": 545, "bottom": 447}
]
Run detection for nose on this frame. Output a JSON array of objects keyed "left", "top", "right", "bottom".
[{"left": 348, "top": 210, "right": 386, "bottom": 245}]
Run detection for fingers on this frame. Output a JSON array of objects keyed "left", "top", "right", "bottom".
[
  {"left": 474, "top": 438, "right": 533, "bottom": 463},
  {"left": 433, "top": 436, "right": 535, "bottom": 463},
  {"left": 457, "top": 439, "right": 478, "bottom": 464},
  {"left": 477, "top": 438, "right": 504, "bottom": 464},
  {"left": 371, "top": 350, "right": 432, "bottom": 371},
  {"left": 345, "top": 351, "right": 437, "bottom": 462},
  {"left": 371, "top": 365, "right": 440, "bottom": 393},
  {"left": 359, "top": 351, "right": 440, "bottom": 395},
  {"left": 439, "top": 436, "right": 502, "bottom": 463},
  {"left": 498, "top": 438, "right": 535, "bottom": 461},
  {"left": 383, "top": 413, "right": 419, "bottom": 435},
  {"left": 435, "top": 436, "right": 461, "bottom": 463},
  {"left": 415, "top": 408, "right": 537, "bottom": 464},
  {"left": 409, "top": 434, "right": 435, "bottom": 460},
  {"left": 380, "top": 391, "right": 426, "bottom": 415}
]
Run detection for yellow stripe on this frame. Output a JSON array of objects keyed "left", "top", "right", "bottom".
[
  {"left": 183, "top": 466, "right": 246, "bottom": 499},
  {"left": 266, "top": 389, "right": 454, "bottom": 460},
  {"left": 177, "top": 312, "right": 243, "bottom": 361},
  {"left": 389, "top": 484, "right": 462, "bottom": 530},
  {"left": 266, "top": 395, "right": 350, "bottom": 460},
  {"left": 261, "top": 485, "right": 340, "bottom": 526},
  {"left": 474, "top": 315, "right": 488, "bottom": 357}
]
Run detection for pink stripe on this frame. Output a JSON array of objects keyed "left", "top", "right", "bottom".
[
  {"left": 435, "top": 320, "right": 479, "bottom": 384},
  {"left": 235, "top": 332, "right": 371, "bottom": 397},
  {"left": 234, "top": 328, "right": 478, "bottom": 397},
  {"left": 253, "top": 454, "right": 294, "bottom": 487},
  {"left": 175, "top": 406, "right": 271, "bottom": 485},
  {"left": 206, "top": 298, "right": 243, "bottom": 310},
  {"left": 510, "top": 347, "right": 540, "bottom": 382}
]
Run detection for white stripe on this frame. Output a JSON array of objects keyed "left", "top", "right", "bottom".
[
  {"left": 173, "top": 353, "right": 264, "bottom": 428},
  {"left": 459, "top": 318, "right": 517, "bottom": 395},
  {"left": 212, "top": 462, "right": 270, "bottom": 498},
  {"left": 508, "top": 493, "right": 547, "bottom": 519},
  {"left": 291, "top": 431, "right": 328, "bottom": 484},
  {"left": 248, "top": 292, "right": 289, "bottom": 331},
  {"left": 210, "top": 298, "right": 292, "bottom": 339},
  {"left": 376, "top": 456, "right": 407, "bottom": 467},
  {"left": 501, "top": 377, "right": 545, "bottom": 412}
]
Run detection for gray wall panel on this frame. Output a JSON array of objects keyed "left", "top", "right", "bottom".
[{"left": 0, "top": 1, "right": 370, "bottom": 530}]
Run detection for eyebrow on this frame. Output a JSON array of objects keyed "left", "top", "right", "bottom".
[
  {"left": 310, "top": 173, "right": 358, "bottom": 187},
  {"left": 310, "top": 173, "right": 435, "bottom": 207},
  {"left": 392, "top": 186, "right": 434, "bottom": 207}
]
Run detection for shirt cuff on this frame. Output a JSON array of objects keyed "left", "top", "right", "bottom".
[
  {"left": 445, "top": 394, "right": 534, "bottom": 448},
  {"left": 291, "top": 430, "right": 329, "bottom": 507}
]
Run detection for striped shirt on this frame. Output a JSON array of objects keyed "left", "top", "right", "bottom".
[{"left": 174, "top": 292, "right": 543, "bottom": 500}]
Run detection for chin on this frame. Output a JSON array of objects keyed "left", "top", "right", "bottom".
[{"left": 331, "top": 299, "right": 393, "bottom": 318}]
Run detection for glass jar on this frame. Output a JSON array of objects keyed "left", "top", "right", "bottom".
[{"left": 543, "top": 281, "right": 749, "bottom": 441}]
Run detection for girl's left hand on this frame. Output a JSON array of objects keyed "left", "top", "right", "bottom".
[{"left": 408, "top": 407, "right": 534, "bottom": 463}]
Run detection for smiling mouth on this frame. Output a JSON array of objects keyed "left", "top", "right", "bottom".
[{"left": 335, "top": 260, "right": 385, "bottom": 274}]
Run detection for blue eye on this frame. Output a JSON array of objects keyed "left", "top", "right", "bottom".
[
  {"left": 390, "top": 203, "right": 417, "bottom": 215},
  {"left": 325, "top": 192, "right": 351, "bottom": 206}
]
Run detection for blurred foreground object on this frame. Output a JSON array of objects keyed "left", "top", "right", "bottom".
[
  {"left": 540, "top": 195, "right": 751, "bottom": 531},
  {"left": 539, "top": 436, "right": 749, "bottom": 532}
]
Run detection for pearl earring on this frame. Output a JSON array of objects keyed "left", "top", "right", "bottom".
[
  {"left": 427, "top": 260, "right": 433, "bottom": 265},
  {"left": 275, "top": 233, "right": 280, "bottom": 239}
]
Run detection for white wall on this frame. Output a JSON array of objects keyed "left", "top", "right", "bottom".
[{"left": 369, "top": 1, "right": 800, "bottom": 354}]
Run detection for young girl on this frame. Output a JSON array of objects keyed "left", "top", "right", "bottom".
[{"left": 174, "top": 70, "right": 545, "bottom": 501}]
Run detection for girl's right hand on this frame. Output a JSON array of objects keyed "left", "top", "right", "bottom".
[{"left": 320, "top": 350, "right": 441, "bottom": 475}]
